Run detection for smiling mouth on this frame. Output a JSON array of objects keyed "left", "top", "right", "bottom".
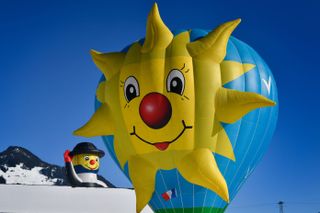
[
  {"left": 130, "top": 120, "right": 192, "bottom": 151},
  {"left": 86, "top": 165, "right": 98, "bottom": 170}
]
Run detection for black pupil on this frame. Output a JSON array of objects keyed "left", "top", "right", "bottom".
[
  {"left": 170, "top": 77, "right": 183, "bottom": 94},
  {"left": 126, "top": 85, "right": 137, "bottom": 101}
]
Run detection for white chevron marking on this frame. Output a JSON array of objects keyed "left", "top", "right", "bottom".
[{"left": 262, "top": 76, "right": 272, "bottom": 95}]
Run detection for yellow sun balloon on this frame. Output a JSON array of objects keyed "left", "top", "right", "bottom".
[{"left": 74, "top": 3, "right": 275, "bottom": 213}]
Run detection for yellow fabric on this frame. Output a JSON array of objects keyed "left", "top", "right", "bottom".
[
  {"left": 128, "top": 156, "right": 157, "bottom": 213},
  {"left": 210, "top": 120, "right": 235, "bottom": 161},
  {"left": 74, "top": 104, "right": 115, "bottom": 137},
  {"left": 96, "top": 81, "right": 106, "bottom": 103},
  {"left": 141, "top": 3, "right": 173, "bottom": 53},
  {"left": 215, "top": 87, "right": 276, "bottom": 124},
  {"left": 220, "top": 61, "right": 255, "bottom": 85},
  {"left": 177, "top": 149, "right": 229, "bottom": 202},
  {"left": 90, "top": 50, "right": 125, "bottom": 79},
  {"left": 187, "top": 19, "right": 241, "bottom": 62}
]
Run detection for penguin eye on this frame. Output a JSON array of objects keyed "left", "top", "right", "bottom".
[
  {"left": 166, "top": 69, "right": 185, "bottom": 95},
  {"left": 84, "top": 156, "right": 89, "bottom": 161},
  {"left": 124, "top": 76, "right": 140, "bottom": 102}
]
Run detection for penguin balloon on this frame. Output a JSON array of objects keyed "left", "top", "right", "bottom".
[{"left": 64, "top": 142, "right": 108, "bottom": 188}]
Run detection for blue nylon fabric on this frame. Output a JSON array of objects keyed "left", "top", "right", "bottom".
[
  {"left": 94, "top": 30, "right": 278, "bottom": 211},
  {"left": 189, "top": 29, "right": 208, "bottom": 41}
]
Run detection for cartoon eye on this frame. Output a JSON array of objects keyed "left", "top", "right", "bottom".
[
  {"left": 124, "top": 76, "right": 140, "bottom": 102},
  {"left": 84, "top": 156, "right": 90, "bottom": 161},
  {"left": 166, "top": 69, "right": 185, "bottom": 95},
  {"left": 96, "top": 158, "right": 99, "bottom": 162}
]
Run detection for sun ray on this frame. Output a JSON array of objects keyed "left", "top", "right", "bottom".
[
  {"left": 91, "top": 50, "right": 125, "bottom": 79},
  {"left": 73, "top": 103, "right": 115, "bottom": 137},
  {"left": 141, "top": 3, "right": 173, "bottom": 54},
  {"left": 220, "top": 61, "right": 255, "bottom": 85},
  {"left": 215, "top": 87, "right": 276, "bottom": 124},
  {"left": 113, "top": 137, "right": 131, "bottom": 168},
  {"left": 177, "top": 149, "right": 229, "bottom": 202},
  {"left": 96, "top": 81, "right": 106, "bottom": 103},
  {"left": 128, "top": 156, "right": 157, "bottom": 213},
  {"left": 210, "top": 120, "right": 235, "bottom": 161},
  {"left": 187, "top": 19, "right": 241, "bottom": 62},
  {"left": 166, "top": 31, "right": 190, "bottom": 57}
]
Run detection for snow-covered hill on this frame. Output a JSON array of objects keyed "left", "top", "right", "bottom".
[
  {"left": 0, "top": 163, "right": 63, "bottom": 185},
  {"left": 0, "top": 146, "right": 67, "bottom": 185},
  {"left": 0, "top": 184, "right": 153, "bottom": 213}
]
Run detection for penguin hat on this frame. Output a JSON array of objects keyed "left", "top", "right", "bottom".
[{"left": 70, "top": 142, "right": 105, "bottom": 171}]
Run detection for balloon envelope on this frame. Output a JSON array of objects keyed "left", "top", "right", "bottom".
[{"left": 94, "top": 29, "right": 278, "bottom": 213}]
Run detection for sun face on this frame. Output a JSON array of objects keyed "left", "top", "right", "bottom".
[
  {"left": 119, "top": 54, "right": 195, "bottom": 157},
  {"left": 74, "top": 3, "right": 276, "bottom": 213}
]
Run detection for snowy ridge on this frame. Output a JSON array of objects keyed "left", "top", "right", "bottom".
[
  {"left": 0, "top": 163, "right": 63, "bottom": 185},
  {"left": 0, "top": 146, "right": 68, "bottom": 185}
]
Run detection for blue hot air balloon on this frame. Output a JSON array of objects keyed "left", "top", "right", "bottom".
[
  {"left": 75, "top": 4, "right": 278, "bottom": 213},
  {"left": 92, "top": 31, "right": 278, "bottom": 213}
]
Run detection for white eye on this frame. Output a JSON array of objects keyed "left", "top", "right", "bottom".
[
  {"left": 166, "top": 69, "right": 185, "bottom": 95},
  {"left": 124, "top": 76, "right": 140, "bottom": 102},
  {"left": 96, "top": 158, "right": 99, "bottom": 162},
  {"left": 84, "top": 156, "right": 89, "bottom": 161}
]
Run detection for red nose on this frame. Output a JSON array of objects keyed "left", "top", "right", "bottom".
[
  {"left": 139, "top": 92, "right": 172, "bottom": 129},
  {"left": 90, "top": 160, "right": 96, "bottom": 165}
]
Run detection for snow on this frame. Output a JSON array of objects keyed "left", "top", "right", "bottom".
[
  {"left": 0, "top": 184, "right": 153, "bottom": 213},
  {"left": 0, "top": 163, "right": 63, "bottom": 185}
]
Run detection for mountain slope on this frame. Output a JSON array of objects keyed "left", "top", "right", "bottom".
[{"left": 0, "top": 146, "right": 67, "bottom": 185}]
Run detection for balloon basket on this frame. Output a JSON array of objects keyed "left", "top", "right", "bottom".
[{"left": 154, "top": 206, "right": 227, "bottom": 213}]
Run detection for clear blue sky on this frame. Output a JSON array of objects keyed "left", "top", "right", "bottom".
[{"left": 0, "top": 0, "right": 319, "bottom": 212}]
